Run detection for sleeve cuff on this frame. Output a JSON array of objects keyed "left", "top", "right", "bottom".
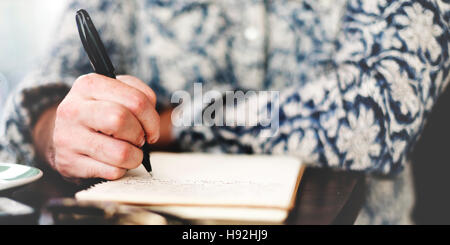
[{"left": 0, "top": 82, "right": 70, "bottom": 166}]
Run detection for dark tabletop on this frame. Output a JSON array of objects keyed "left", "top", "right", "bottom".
[{"left": 1, "top": 163, "right": 365, "bottom": 225}]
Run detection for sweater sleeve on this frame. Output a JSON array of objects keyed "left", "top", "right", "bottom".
[
  {"left": 174, "top": 0, "right": 450, "bottom": 175},
  {"left": 0, "top": 0, "right": 138, "bottom": 165}
]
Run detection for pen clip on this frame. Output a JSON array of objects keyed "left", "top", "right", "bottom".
[{"left": 76, "top": 9, "right": 116, "bottom": 78}]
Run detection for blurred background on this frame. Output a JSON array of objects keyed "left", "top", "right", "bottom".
[{"left": 0, "top": 0, "right": 66, "bottom": 114}]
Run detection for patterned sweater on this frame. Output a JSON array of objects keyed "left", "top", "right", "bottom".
[{"left": 0, "top": 0, "right": 448, "bottom": 224}]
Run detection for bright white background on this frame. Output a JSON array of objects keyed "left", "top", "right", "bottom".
[{"left": 0, "top": 0, "right": 67, "bottom": 114}]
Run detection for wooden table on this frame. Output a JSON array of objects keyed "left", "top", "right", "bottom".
[
  {"left": 1, "top": 163, "right": 365, "bottom": 225},
  {"left": 286, "top": 167, "right": 365, "bottom": 225}
]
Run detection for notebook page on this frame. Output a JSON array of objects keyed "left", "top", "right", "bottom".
[{"left": 76, "top": 152, "right": 303, "bottom": 209}]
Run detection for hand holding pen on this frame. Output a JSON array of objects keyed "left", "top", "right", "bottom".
[
  {"left": 34, "top": 10, "right": 159, "bottom": 180},
  {"left": 76, "top": 9, "right": 154, "bottom": 174}
]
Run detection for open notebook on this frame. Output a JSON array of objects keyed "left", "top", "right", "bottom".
[{"left": 75, "top": 152, "right": 305, "bottom": 224}]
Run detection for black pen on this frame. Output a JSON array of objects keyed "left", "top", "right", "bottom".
[{"left": 75, "top": 9, "right": 152, "bottom": 173}]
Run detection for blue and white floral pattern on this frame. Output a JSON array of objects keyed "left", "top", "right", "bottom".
[{"left": 0, "top": 0, "right": 448, "bottom": 224}]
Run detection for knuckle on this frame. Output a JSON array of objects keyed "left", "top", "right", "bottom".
[
  {"left": 129, "top": 93, "right": 148, "bottom": 116},
  {"left": 108, "top": 108, "right": 127, "bottom": 133},
  {"left": 56, "top": 102, "right": 78, "bottom": 119},
  {"left": 74, "top": 73, "right": 96, "bottom": 90},
  {"left": 115, "top": 144, "right": 131, "bottom": 164}
]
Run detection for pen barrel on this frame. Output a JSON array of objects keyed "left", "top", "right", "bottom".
[
  {"left": 76, "top": 9, "right": 116, "bottom": 78},
  {"left": 76, "top": 9, "right": 152, "bottom": 173}
]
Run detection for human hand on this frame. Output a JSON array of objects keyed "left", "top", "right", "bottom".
[{"left": 35, "top": 74, "right": 160, "bottom": 180}]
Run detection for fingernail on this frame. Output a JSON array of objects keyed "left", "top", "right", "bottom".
[
  {"left": 147, "top": 135, "right": 158, "bottom": 144},
  {"left": 139, "top": 138, "right": 145, "bottom": 147},
  {"left": 152, "top": 133, "right": 160, "bottom": 144}
]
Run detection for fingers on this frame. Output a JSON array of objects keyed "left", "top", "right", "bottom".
[
  {"left": 70, "top": 128, "right": 144, "bottom": 170},
  {"left": 78, "top": 100, "right": 145, "bottom": 147},
  {"left": 73, "top": 74, "right": 160, "bottom": 143},
  {"left": 55, "top": 152, "right": 127, "bottom": 180},
  {"left": 117, "top": 75, "right": 157, "bottom": 106},
  {"left": 52, "top": 73, "right": 161, "bottom": 180},
  {"left": 53, "top": 117, "right": 144, "bottom": 171}
]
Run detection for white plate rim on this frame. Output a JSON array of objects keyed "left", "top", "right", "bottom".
[{"left": 0, "top": 163, "right": 43, "bottom": 191}]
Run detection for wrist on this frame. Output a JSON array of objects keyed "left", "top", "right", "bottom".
[{"left": 32, "top": 105, "right": 58, "bottom": 167}]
